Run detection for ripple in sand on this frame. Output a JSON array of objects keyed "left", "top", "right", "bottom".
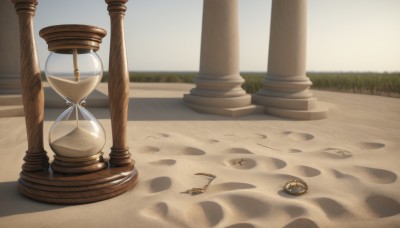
[
  {"left": 331, "top": 169, "right": 359, "bottom": 180},
  {"left": 182, "top": 147, "right": 206, "bottom": 155},
  {"left": 354, "top": 166, "right": 397, "bottom": 184},
  {"left": 313, "top": 197, "right": 350, "bottom": 218},
  {"left": 158, "top": 133, "right": 170, "bottom": 138},
  {"left": 288, "top": 149, "right": 302, "bottom": 153},
  {"left": 139, "top": 146, "right": 160, "bottom": 153},
  {"left": 322, "top": 148, "right": 353, "bottom": 159},
  {"left": 283, "top": 218, "right": 318, "bottom": 228},
  {"left": 143, "top": 202, "right": 183, "bottom": 227},
  {"left": 226, "top": 223, "right": 255, "bottom": 228},
  {"left": 264, "top": 157, "right": 287, "bottom": 170},
  {"left": 226, "top": 158, "right": 257, "bottom": 170},
  {"left": 281, "top": 131, "right": 314, "bottom": 141},
  {"left": 224, "top": 194, "right": 271, "bottom": 219},
  {"left": 145, "top": 133, "right": 170, "bottom": 139},
  {"left": 211, "top": 182, "right": 256, "bottom": 192},
  {"left": 207, "top": 139, "right": 219, "bottom": 144},
  {"left": 358, "top": 142, "right": 385, "bottom": 150},
  {"left": 149, "top": 159, "right": 176, "bottom": 166},
  {"left": 366, "top": 194, "right": 400, "bottom": 218},
  {"left": 255, "top": 134, "right": 268, "bottom": 139},
  {"left": 274, "top": 174, "right": 302, "bottom": 181},
  {"left": 145, "top": 202, "right": 169, "bottom": 219},
  {"left": 284, "top": 205, "right": 307, "bottom": 218},
  {"left": 223, "top": 134, "right": 244, "bottom": 142},
  {"left": 149, "top": 176, "right": 172, "bottom": 193},
  {"left": 225, "top": 148, "right": 253, "bottom": 154},
  {"left": 295, "top": 165, "right": 321, "bottom": 177},
  {"left": 194, "top": 201, "right": 224, "bottom": 227}
]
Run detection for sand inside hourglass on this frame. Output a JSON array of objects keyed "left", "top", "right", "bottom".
[
  {"left": 47, "top": 76, "right": 103, "bottom": 158},
  {"left": 47, "top": 76, "right": 101, "bottom": 104},
  {"left": 50, "top": 124, "right": 104, "bottom": 158},
  {"left": 48, "top": 49, "right": 104, "bottom": 158}
]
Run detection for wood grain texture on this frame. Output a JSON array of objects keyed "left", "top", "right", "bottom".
[
  {"left": 12, "top": 0, "right": 139, "bottom": 205},
  {"left": 51, "top": 152, "right": 107, "bottom": 174},
  {"left": 39, "top": 24, "right": 107, "bottom": 52},
  {"left": 18, "top": 161, "right": 139, "bottom": 204},
  {"left": 12, "top": 0, "right": 49, "bottom": 171},
  {"left": 106, "top": 0, "right": 133, "bottom": 166}
]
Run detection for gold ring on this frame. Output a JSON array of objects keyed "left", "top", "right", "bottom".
[{"left": 284, "top": 179, "right": 309, "bottom": 196}]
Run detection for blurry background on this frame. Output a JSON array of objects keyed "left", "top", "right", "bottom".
[{"left": 33, "top": 0, "right": 400, "bottom": 72}]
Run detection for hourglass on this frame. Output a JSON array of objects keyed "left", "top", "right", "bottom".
[
  {"left": 40, "top": 24, "right": 107, "bottom": 174},
  {"left": 14, "top": 0, "right": 137, "bottom": 205}
]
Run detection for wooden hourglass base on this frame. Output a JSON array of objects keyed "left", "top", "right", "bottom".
[
  {"left": 17, "top": 161, "right": 138, "bottom": 204},
  {"left": 51, "top": 152, "right": 107, "bottom": 174}
]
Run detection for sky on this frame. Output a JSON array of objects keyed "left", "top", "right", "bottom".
[{"left": 32, "top": 0, "right": 400, "bottom": 72}]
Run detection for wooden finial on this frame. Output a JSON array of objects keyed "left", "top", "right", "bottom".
[
  {"left": 12, "top": 0, "right": 37, "bottom": 15},
  {"left": 106, "top": 0, "right": 127, "bottom": 14}
]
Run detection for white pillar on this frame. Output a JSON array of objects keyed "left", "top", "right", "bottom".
[
  {"left": 253, "top": 0, "right": 329, "bottom": 120},
  {"left": 0, "top": 0, "right": 21, "bottom": 94},
  {"left": 184, "top": 0, "right": 256, "bottom": 117}
]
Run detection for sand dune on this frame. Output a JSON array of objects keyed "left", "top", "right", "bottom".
[{"left": 0, "top": 83, "right": 399, "bottom": 227}]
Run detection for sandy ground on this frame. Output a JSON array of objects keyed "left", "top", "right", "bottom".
[{"left": 0, "top": 83, "right": 399, "bottom": 227}]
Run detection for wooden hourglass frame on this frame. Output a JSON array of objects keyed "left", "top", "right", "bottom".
[{"left": 12, "top": 0, "right": 138, "bottom": 204}]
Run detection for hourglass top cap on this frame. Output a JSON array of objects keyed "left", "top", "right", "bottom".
[{"left": 39, "top": 24, "right": 107, "bottom": 53}]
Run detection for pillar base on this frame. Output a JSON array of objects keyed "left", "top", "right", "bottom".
[
  {"left": 252, "top": 94, "right": 329, "bottom": 120},
  {"left": 0, "top": 75, "right": 22, "bottom": 94},
  {"left": 252, "top": 93, "right": 317, "bottom": 110},
  {"left": 266, "top": 104, "right": 329, "bottom": 120},
  {"left": 183, "top": 94, "right": 259, "bottom": 117}
]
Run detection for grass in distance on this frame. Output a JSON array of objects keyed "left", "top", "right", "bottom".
[{"left": 100, "top": 71, "right": 400, "bottom": 97}]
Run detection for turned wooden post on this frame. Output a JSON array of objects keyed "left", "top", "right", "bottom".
[
  {"left": 106, "top": 0, "right": 133, "bottom": 166},
  {"left": 12, "top": 0, "right": 49, "bottom": 171}
]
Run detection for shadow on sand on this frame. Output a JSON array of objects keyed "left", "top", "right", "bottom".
[
  {"left": 44, "top": 97, "right": 283, "bottom": 122},
  {"left": 0, "top": 181, "right": 65, "bottom": 217}
]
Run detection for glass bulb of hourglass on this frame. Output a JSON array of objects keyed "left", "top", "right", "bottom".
[
  {"left": 45, "top": 49, "right": 105, "bottom": 158},
  {"left": 45, "top": 50, "right": 102, "bottom": 103}
]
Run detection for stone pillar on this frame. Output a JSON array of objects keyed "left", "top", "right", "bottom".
[
  {"left": 0, "top": 0, "right": 21, "bottom": 94},
  {"left": 253, "top": 0, "right": 329, "bottom": 120},
  {"left": 183, "top": 0, "right": 256, "bottom": 117}
]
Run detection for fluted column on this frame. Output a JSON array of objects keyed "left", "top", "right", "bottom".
[
  {"left": 183, "top": 0, "right": 256, "bottom": 117},
  {"left": 0, "top": 1, "right": 21, "bottom": 94},
  {"left": 253, "top": 0, "right": 329, "bottom": 120},
  {"left": 106, "top": 0, "right": 133, "bottom": 166},
  {"left": 12, "top": 0, "right": 49, "bottom": 171}
]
